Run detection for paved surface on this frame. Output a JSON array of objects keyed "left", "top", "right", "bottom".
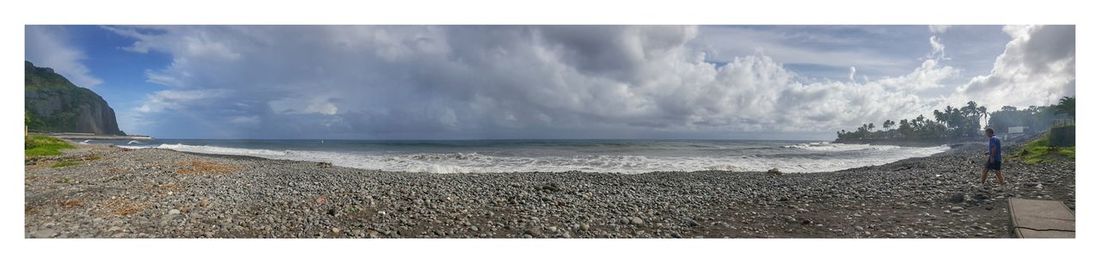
[{"left": 1008, "top": 198, "right": 1075, "bottom": 238}]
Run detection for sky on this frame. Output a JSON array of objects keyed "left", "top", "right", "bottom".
[{"left": 24, "top": 25, "right": 1075, "bottom": 140}]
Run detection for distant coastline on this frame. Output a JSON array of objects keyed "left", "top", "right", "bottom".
[{"left": 832, "top": 137, "right": 984, "bottom": 148}]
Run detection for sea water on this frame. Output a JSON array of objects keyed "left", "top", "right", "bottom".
[{"left": 112, "top": 139, "right": 948, "bottom": 174}]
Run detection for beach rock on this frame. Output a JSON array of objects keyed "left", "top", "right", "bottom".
[
  {"left": 538, "top": 183, "right": 564, "bottom": 192},
  {"left": 30, "top": 228, "right": 58, "bottom": 239},
  {"left": 767, "top": 168, "right": 783, "bottom": 176},
  {"left": 22, "top": 141, "right": 1075, "bottom": 239},
  {"left": 525, "top": 227, "right": 544, "bottom": 237},
  {"left": 948, "top": 193, "right": 965, "bottom": 203},
  {"left": 784, "top": 216, "right": 798, "bottom": 223}
]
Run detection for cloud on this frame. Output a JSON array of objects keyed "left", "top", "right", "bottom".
[
  {"left": 959, "top": 25, "right": 1075, "bottom": 109},
  {"left": 848, "top": 66, "right": 856, "bottom": 81},
  {"left": 25, "top": 26, "right": 103, "bottom": 88},
  {"left": 106, "top": 25, "right": 1070, "bottom": 139},
  {"left": 695, "top": 26, "right": 913, "bottom": 72},
  {"left": 928, "top": 35, "right": 946, "bottom": 60},
  {"left": 929, "top": 25, "right": 951, "bottom": 34}
]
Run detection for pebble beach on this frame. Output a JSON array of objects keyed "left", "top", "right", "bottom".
[{"left": 24, "top": 143, "right": 1075, "bottom": 238}]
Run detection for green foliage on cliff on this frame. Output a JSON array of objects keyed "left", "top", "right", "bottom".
[{"left": 24, "top": 61, "right": 124, "bottom": 135}]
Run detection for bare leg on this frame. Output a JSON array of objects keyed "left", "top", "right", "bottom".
[
  {"left": 981, "top": 167, "right": 989, "bottom": 184},
  {"left": 995, "top": 170, "right": 1005, "bottom": 186}
]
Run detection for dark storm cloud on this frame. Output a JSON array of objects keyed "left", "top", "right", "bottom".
[{"left": 84, "top": 25, "right": 1072, "bottom": 139}]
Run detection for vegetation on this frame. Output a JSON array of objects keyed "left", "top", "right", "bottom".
[
  {"left": 1054, "top": 96, "right": 1075, "bottom": 116},
  {"left": 1012, "top": 134, "right": 1075, "bottom": 165},
  {"left": 25, "top": 61, "right": 125, "bottom": 135},
  {"left": 25, "top": 134, "right": 73, "bottom": 157},
  {"left": 837, "top": 97, "right": 1075, "bottom": 143}
]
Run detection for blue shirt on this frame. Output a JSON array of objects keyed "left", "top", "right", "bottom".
[{"left": 989, "top": 136, "right": 1002, "bottom": 162}]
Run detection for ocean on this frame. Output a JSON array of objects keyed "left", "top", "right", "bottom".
[{"left": 106, "top": 139, "right": 949, "bottom": 174}]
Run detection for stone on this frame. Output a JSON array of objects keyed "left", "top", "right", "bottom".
[
  {"left": 784, "top": 216, "right": 798, "bottom": 223},
  {"left": 950, "top": 206, "right": 964, "bottom": 212},
  {"left": 580, "top": 223, "right": 590, "bottom": 231},
  {"left": 168, "top": 209, "right": 181, "bottom": 215},
  {"left": 629, "top": 217, "right": 644, "bottom": 225},
  {"left": 948, "top": 193, "right": 965, "bottom": 203},
  {"left": 525, "top": 227, "right": 544, "bottom": 237},
  {"left": 31, "top": 229, "right": 58, "bottom": 238},
  {"left": 767, "top": 168, "right": 782, "bottom": 176}
]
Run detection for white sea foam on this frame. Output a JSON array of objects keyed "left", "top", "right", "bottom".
[
  {"left": 782, "top": 141, "right": 902, "bottom": 151},
  {"left": 136, "top": 142, "right": 950, "bottom": 174}
]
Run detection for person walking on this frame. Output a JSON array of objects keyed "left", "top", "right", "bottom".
[{"left": 981, "top": 127, "right": 1005, "bottom": 186}]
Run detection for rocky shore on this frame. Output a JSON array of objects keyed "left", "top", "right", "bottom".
[{"left": 25, "top": 143, "right": 1075, "bottom": 238}]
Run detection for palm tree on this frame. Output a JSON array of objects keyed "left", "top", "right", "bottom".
[
  {"left": 964, "top": 101, "right": 979, "bottom": 117},
  {"left": 1055, "top": 96, "right": 1075, "bottom": 116},
  {"left": 977, "top": 106, "right": 989, "bottom": 128}
]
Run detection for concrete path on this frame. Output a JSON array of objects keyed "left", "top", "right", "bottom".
[{"left": 1008, "top": 198, "right": 1075, "bottom": 238}]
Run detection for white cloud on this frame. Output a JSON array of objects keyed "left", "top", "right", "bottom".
[
  {"left": 959, "top": 25, "right": 1075, "bottom": 109},
  {"left": 695, "top": 26, "right": 909, "bottom": 69},
  {"left": 929, "top": 25, "right": 952, "bottom": 34},
  {"left": 928, "top": 35, "right": 946, "bottom": 60},
  {"left": 136, "top": 89, "right": 230, "bottom": 113},
  {"left": 107, "top": 25, "right": 1071, "bottom": 139},
  {"left": 25, "top": 26, "right": 103, "bottom": 88}
]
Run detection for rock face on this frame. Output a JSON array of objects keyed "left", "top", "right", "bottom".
[{"left": 24, "top": 61, "right": 124, "bottom": 135}]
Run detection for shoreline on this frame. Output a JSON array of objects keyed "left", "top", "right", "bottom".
[
  {"left": 109, "top": 140, "right": 956, "bottom": 174},
  {"left": 25, "top": 143, "right": 1075, "bottom": 238}
]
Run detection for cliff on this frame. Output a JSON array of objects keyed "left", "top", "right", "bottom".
[{"left": 25, "top": 61, "right": 124, "bottom": 135}]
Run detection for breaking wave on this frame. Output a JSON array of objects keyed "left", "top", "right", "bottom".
[{"left": 120, "top": 141, "right": 950, "bottom": 174}]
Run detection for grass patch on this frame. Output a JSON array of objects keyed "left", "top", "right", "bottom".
[
  {"left": 1012, "top": 134, "right": 1075, "bottom": 165},
  {"left": 51, "top": 159, "right": 80, "bottom": 168},
  {"left": 25, "top": 135, "right": 73, "bottom": 157}
]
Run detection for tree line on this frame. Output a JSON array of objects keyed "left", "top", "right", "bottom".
[{"left": 836, "top": 97, "right": 1075, "bottom": 143}]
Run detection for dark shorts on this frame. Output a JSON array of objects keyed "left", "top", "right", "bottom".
[{"left": 986, "top": 160, "right": 1002, "bottom": 171}]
